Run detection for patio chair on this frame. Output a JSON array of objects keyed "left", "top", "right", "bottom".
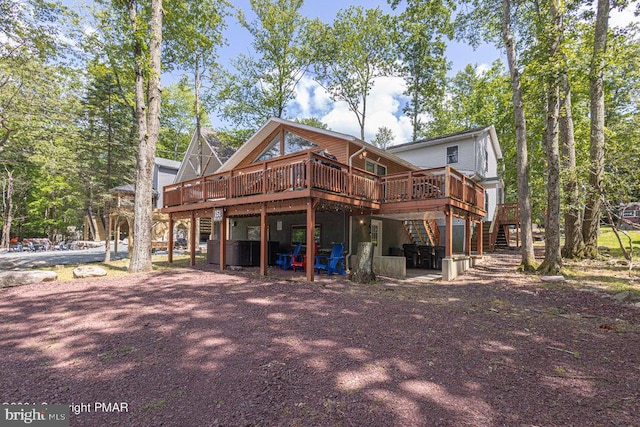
[
  {"left": 276, "top": 243, "right": 301, "bottom": 270},
  {"left": 314, "top": 243, "right": 346, "bottom": 276},
  {"left": 403, "top": 244, "right": 418, "bottom": 268},
  {"left": 290, "top": 243, "right": 318, "bottom": 272}
]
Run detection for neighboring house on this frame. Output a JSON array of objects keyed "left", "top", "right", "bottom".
[
  {"left": 619, "top": 203, "right": 640, "bottom": 229},
  {"left": 154, "top": 157, "right": 182, "bottom": 209},
  {"left": 175, "top": 127, "right": 236, "bottom": 183},
  {"left": 85, "top": 157, "right": 180, "bottom": 252},
  {"left": 388, "top": 126, "right": 504, "bottom": 221},
  {"left": 163, "top": 117, "right": 487, "bottom": 281}
]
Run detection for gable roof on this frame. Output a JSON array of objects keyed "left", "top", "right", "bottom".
[
  {"left": 217, "top": 117, "right": 419, "bottom": 173},
  {"left": 175, "top": 127, "right": 236, "bottom": 182},
  {"left": 154, "top": 157, "right": 181, "bottom": 170},
  {"left": 388, "top": 125, "right": 503, "bottom": 160}
]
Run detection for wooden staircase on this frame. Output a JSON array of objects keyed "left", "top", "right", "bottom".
[
  {"left": 403, "top": 219, "right": 439, "bottom": 246},
  {"left": 486, "top": 203, "right": 520, "bottom": 251}
]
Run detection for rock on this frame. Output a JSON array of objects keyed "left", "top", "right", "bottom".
[
  {"left": 541, "top": 275, "right": 566, "bottom": 283},
  {"left": 229, "top": 266, "right": 243, "bottom": 271},
  {"left": 612, "top": 291, "right": 631, "bottom": 302},
  {"left": 0, "top": 270, "right": 58, "bottom": 288},
  {"left": 72, "top": 266, "right": 108, "bottom": 279},
  {"left": 598, "top": 246, "right": 611, "bottom": 252}
]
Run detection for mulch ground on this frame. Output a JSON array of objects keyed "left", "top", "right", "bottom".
[{"left": 1, "top": 253, "right": 639, "bottom": 426}]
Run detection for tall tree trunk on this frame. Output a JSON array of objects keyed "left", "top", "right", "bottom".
[
  {"left": 582, "top": 0, "right": 609, "bottom": 258},
  {"left": 501, "top": 0, "right": 536, "bottom": 271},
  {"left": 539, "top": 0, "right": 563, "bottom": 275},
  {"left": 1, "top": 169, "right": 14, "bottom": 249},
  {"left": 129, "top": 0, "right": 164, "bottom": 273},
  {"left": 195, "top": 54, "right": 202, "bottom": 176},
  {"left": 560, "top": 72, "right": 584, "bottom": 258}
]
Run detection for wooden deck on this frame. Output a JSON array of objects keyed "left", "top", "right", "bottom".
[{"left": 162, "top": 151, "right": 485, "bottom": 217}]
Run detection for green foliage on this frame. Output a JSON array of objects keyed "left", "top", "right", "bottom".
[
  {"left": 390, "top": 0, "right": 454, "bottom": 141},
  {"left": 311, "top": 6, "right": 396, "bottom": 140},
  {"left": 371, "top": 127, "right": 395, "bottom": 150},
  {"left": 158, "top": 80, "right": 205, "bottom": 161},
  {"left": 214, "top": 0, "right": 311, "bottom": 130}
]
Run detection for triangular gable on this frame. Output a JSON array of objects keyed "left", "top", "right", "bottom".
[
  {"left": 217, "top": 117, "right": 419, "bottom": 173},
  {"left": 175, "top": 128, "right": 235, "bottom": 182}
]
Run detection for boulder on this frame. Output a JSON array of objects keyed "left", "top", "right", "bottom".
[
  {"left": 0, "top": 270, "right": 58, "bottom": 288},
  {"left": 73, "top": 265, "right": 108, "bottom": 279},
  {"left": 541, "top": 275, "right": 566, "bottom": 283},
  {"left": 612, "top": 291, "right": 631, "bottom": 302}
]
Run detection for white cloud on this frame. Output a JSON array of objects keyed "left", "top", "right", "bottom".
[
  {"left": 288, "top": 75, "right": 411, "bottom": 145},
  {"left": 475, "top": 63, "right": 491, "bottom": 76},
  {"left": 610, "top": 6, "right": 638, "bottom": 28}
]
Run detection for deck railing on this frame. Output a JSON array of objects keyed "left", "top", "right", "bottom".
[{"left": 163, "top": 152, "right": 485, "bottom": 212}]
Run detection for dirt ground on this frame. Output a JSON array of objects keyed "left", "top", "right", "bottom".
[{"left": 1, "top": 253, "right": 638, "bottom": 426}]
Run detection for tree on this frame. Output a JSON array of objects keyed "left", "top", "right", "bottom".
[
  {"left": 127, "top": 0, "right": 164, "bottom": 273},
  {"left": 371, "top": 126, "right": 395, "bottom": 149},
  {"left": 159, "top": 81, "right": 201, "bottom": 161},
  {"left": 215, "top": 0, "right": 310, "bottom": 130},
  {"left": 312, "top": 6, "right": 396, "bottom": 140},
  {"left": 537, "top": 0, "right": 563, "bottom": 275},
  {"left": 163, "top": 0, "right": 228, "bottom": 172},
  {"left": 389, "top": 0, "right": 453, "bottom": 141},
  {"left": 500, "top": 0, "right": 536, "bottom": 270},
  {"left": 582, "top": 0, "right": 610, "bottom": 258}
]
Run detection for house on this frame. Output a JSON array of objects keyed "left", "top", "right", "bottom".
[
  {"left": 162, "top": 118, "right": 487, "bottom": 281},
  {"left": 388, "top": 126, "right": 503, "bottom": 220},
  {"left": 175, "top": 127, "right": 236, "bottom": 183},
  {"left": 619, "top": 203, "right": 640, "bottom": 229},
  {"left": 84, "top": 157, "right": 180, "bottom": 254}
]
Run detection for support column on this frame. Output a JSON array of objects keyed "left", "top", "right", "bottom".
[
  {"left": 189, "top": 211, "right": 196, "bottom": 266},
  {"left": 477, "top": 220, "right": 484, "bottom": 256},
  {"left": 220, "top": 212, "right": 227, "bottom": 271},
  {"left": 113, "top": 217, "right": 119, "bottom": 255},
  {"left": 168, "top": 214, "right": 174, "bottom": 263},
  {"left": 306, "top": 200, "right": 315, "bottom": 282},
  {"left": 445, "top": 207, "right": 453, "bottom": 257},
  {"left": 127, "top": 218, "right": 133, "bottom": 258},
  {"left": 465, "top": 215, "right": 471, "bottom": 256},
  {"left": 260, "top": 204, "right": 268, "bottom": 277}
]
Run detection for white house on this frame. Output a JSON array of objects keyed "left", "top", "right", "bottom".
[{"left": 388, "top": 126, "right": 504, "bottom": 220}]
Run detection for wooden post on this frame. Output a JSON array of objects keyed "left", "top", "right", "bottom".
[
  {"left": 220, "top": 212, "right": 227, "bottom": 271},
  {"left": 445, "top": 207, "right": 453, "bottom": 257},
  {"left": 189, "top": 211, "right": 196, "bottom": 266},
  {"left": 168, "top": 214, "right": 174, "bottom": 263},
  {"left": 127, "top": 218, "right": 133, "bottom": 258},
  {"left": 114, "top": 218, "right": 119, "bottom": 255},
  {"left": 306, "top": 200, "right": 315, "bottom": 282},
  {"left": 444, "top": 166, "right": 451, "bottom": 198},
  {"left": 478, "top": 220, "right": 483, "bottom": 256},
  {"left": 406, "top": 170, "right": 413, "bottom": 200},
  {"left": 260, "top": 203, "right": 268, "bottom": 277},
  {"left": 465, "top": 215, "right": 471, "bottom": 256}
]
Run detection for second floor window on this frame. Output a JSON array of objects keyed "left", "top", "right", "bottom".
[
  {"left": 365, "top": 159, "right": 387, "bottom": 176},
  {"left": 447, "top": 146, "right": 458, "bottom": 164}
]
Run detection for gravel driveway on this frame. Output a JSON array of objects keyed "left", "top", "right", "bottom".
[{"left": 1, "top": 254, "right": 638, "bottom": 426}]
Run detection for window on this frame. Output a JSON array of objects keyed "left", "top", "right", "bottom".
[
  {"left": 284, "top": 131, "right": 317, "bottom": 155},
  {"left": 622, "top": 210, "right": 638, "bottom": 218},
  {"left": 291, "top": 224, "right": 321, "bottom": 245},
  {"left": 446, "top": 146, "right": 458, "bottom": 164},
  {"left": 485, "top": 149, "right": 489, "bottom": 172},
  {"left": 365, "top": 159, "right": 387, "bottom": 176},
  {"left": 256, "top": 134, "right": 281, "bottom": 162}
]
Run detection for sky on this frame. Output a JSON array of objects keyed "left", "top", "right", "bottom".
[
  {"left": 208, "top": 0, "right": 503, "bottom": 144},
  {"left": 67, "top": 0, "right": 638, "bottom": 146}
]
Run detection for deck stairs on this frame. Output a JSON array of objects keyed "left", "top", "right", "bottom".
[
  {"left": 486, "top": 203, "right": 520, "bottom": 251},
  {"left": 403, "top": 220, "right": 438, "bottom": 246}
]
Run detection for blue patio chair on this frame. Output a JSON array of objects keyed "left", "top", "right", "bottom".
[
  {"left": 276, "top": 243, "right": 302, "bottom": 270},
  {"left": 314, "top": 243, "right": 346, "bottom": 276}
]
